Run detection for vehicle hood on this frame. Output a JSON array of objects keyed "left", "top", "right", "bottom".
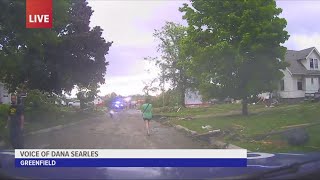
[{"left": 1, "top": 151, "right": 320, "bottom": 179}]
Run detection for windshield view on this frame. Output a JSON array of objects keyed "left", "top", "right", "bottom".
[{"left": 0, "top": 0, "right": 320, "bottom": 179}]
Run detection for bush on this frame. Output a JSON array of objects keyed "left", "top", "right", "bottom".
[
  {"left": 0, "top": 104, "right": 10, "bottom": 119},
  {"left": 0, "top": 104, "right": 10, "bottom": 143},
  {"left": 22, "top": 90, "right": 64, "bottom": 122},
  {"left": 24, "top": 90, "right": 58, "bottom": 111},
  {"left": 284, "top": 128, "right": 309, "bottom": 146}
]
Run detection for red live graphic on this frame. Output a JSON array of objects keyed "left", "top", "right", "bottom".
[{"left": 26, "top": 0, "right": 52, "bottom": 28}]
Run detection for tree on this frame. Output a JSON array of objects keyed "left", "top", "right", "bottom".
[
  {"left": 180, "top": 0, "right": 289, "bottom": 115},
  {"left": 0, "top": 0, "right": 112, "bottom": 95},
  {"left": 0, "top": 0, "right": 70, "bottom": 92},
  {"left": 76, "top": 83, "right": 99, "bottom": 109},
  {"left": 142, "top": 78, "right": 159, "bottom": 96},
  {"left": 103, "top": 92, "right": 117, "bottom": 108},
  {"left": 153, "top": 88, "right": 181, "bottom": 107},
  {"left": 0, "top": 0, "right": 69, "bottom": 92},
  {"left": 145, "top": 22, "right": 192, "bottom": 108},
  {"left": 57, "top": 0, "right": 112, "bottom": 92}
]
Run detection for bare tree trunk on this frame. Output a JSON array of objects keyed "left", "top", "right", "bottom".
[
  {"left": 179, "top": 72, "right": 186, "bottom": 108},
  {"left": 180, "top": 87, "right": 186, "bottom": 108},
  {"left": 162, "top": 80, "right": 165, "bottom": 107},
  {"left": 80, "top": 100, "right": 85, "bottom": 110},
  {"left": 242, "top": 96, "right": 248, "bottom": 116},
  {"left": 162, "top": 92, "right": 165, "bottom": 107}
]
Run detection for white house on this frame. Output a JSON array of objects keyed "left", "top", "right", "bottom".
[
  {"left": 185, "top": 47, "right": 320, "bottom": 104},
  {"left": 93, "top": 97, "right": 104, "bottom": 106},
  {"left": 0, "top": 82, "right": 11, "bottom": 104},
  {"left": 185, "top": 89, "right": 203, "bottom": 106},
  {"left": 279, "top": 47, "right": 320, "bottom": 100}
]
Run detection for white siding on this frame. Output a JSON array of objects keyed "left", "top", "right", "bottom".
[
  {"left": 305, "top": 77, "right": 319, "bottom": 93},
  {"left": 300, "top": 49, "right": 320, "bottom": 70},
  {"left": 278, "top": 70, "right": 305, "bottom": 98},
  {"left": 308, "top": 50, "right": 320, "bottom": 70},
  {"left": 0, "top": 83, "right": 11, "bottom": 104},
  {"left": 185, "top": 89, "right": 202, "bottom": 105},
  {"left": 94, "top": 98, "right": 103, "bottom": 105}
]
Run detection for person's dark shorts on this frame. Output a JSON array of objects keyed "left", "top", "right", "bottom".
[{"left": 143, "top": 118, "right": 151, "bottom": 121}]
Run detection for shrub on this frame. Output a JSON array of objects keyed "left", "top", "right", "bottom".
[
  {"left": 0, "top": 104, "right": 10, "bottom": 119},
  {"left": 24, "top": 90, "right": 58, "bottom": 111},
  {"left": 0, "top": 104, "right": 10, "bottom": 143},
  {"left": 284, "top": 128, "right": 309, "bottom": 146},
  {"left": 23, "top": 90, "right": 68, "bottom": 122}
]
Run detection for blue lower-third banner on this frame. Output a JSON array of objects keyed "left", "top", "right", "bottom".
[{"left": 15, "top": 158, "right": 247, "bottom": 167}]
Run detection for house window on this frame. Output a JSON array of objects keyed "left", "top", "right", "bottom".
[
  {"left": 310, "top": 58, "right": 314, "bottom": 69},
  {"left": 280, "top": 80, "right": 284, "bottom": 91},
  {"left": 315, "top": 59, "right": 319, "bottom": 69},
  {"left": 297, "top": 81, "right": 303, "bottom": 90},
  {"left": 311, "top": 78, "right": 314, "bottom": 84}
]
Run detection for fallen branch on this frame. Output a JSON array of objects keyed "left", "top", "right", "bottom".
[{"left": 195, "top": 129, "right": 221, "bottom": 137}]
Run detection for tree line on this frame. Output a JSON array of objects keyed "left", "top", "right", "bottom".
[
  {"left": 0, "top": 0, "right": 112, "bottom": 106},
  {"left": 147, "top": 0, "right": 289, "bottom": 115},
  {"left": 1, "top": 0, "right": 290, "bottom": 115}
]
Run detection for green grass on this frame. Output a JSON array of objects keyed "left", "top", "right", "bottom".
[
  {"left": 24, "top": 109, "right": 104, "bottom": 132},
  {"left": 169, "top": 102, "right": 320, "bottom": 152},
  {"left": 0, "top": 107, "right": 104, "bottom": 146},
  {"left": 155, "top": 103, "right": 275, "bottom": 117}
]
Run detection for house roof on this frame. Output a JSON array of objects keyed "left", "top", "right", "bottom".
[{"left": 285, "top": 47, "right": 320, "bottom": 75}]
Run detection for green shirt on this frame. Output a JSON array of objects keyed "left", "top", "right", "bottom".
[{"left": 141, "top": 103, "right": 152, "bottom": 119}]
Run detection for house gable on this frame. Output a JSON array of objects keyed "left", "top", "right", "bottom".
[
  {"left": 305, "top": 48, "right": 320, "bottom": 71},
  {"left": 285, "top": 47, "right": 320, "bottom": 75}
]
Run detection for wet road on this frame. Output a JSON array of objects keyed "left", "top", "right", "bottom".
[{"left": 25, "top": 109, "right": 208, "bottom": 149}]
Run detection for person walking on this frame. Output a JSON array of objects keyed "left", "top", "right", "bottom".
[
  {"left": 141, "top": 98, "right": 153, "bottom": 136},
  {"left": 6, "top": 95, "right": 24, "bottom": 149}
]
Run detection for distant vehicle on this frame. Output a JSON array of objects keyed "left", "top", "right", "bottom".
[
  {"left": 68, "top": 100, "right": 81, "bottom": 107},
  {"left": 111, "top": 101, "right": 125, "bottom": 110},
  {"left": 110, "top": 98, "right": 125, "bottom": 111}
]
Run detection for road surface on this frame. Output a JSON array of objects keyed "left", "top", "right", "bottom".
[{"left": 24, "top": 109, "right": 208, "bottom": 149}]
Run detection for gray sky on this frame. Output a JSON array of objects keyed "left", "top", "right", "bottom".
[{"left": 81, "top": 0, "right": 320, "bottom": 97}]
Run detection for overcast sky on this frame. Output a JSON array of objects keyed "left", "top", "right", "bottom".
[{"left": 82, "top": 0, "right": 320, "bottom": 97}]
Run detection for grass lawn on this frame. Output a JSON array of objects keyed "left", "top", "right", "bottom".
[
  {"left": 165, "top": 102, "right": 320, "bottom": 153},
  {"left": 23, "top": 111, "right": 97, "bottom": 133},
  {"left": 156, "top": 103, "right": 271, "bottom": 117},
  {"left": 0, "top": 108, "right": 105, "bottom": 145}
]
